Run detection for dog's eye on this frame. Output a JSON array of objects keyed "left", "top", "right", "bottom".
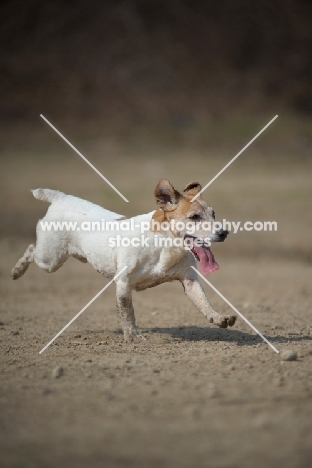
[{"left": 189, "top": 214, "right": 200, "bottom": 221}]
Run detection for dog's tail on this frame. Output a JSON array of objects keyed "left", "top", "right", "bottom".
[{"left": 31, "top": 188, "right": 65, "bottom": 204}]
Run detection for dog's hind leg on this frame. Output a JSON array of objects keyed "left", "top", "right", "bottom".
[
  {"left": 11, "top": 235, "right": 69, "bottom": 279},
  {"left": 11, "top": 244, "right": 35, "bottom": 279}
]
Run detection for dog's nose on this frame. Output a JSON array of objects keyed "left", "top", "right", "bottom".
[{"left": 218, "top": 229, "right": 228, "bottom": 239}]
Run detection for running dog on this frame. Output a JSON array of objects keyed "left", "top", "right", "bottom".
[{"left": 11, "top": 179, "right": 236, "bottom": 340}]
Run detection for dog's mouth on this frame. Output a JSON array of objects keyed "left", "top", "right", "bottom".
[{"left": 184, "top": 235, "right": 219, "bottom": 275}]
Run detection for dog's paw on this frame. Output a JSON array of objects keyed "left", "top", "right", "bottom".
[
  {"left": 135, "top": 333, "right": 146, "bottom": 341},
  {"left": 123, "top": 328, "right": 146, "bottom": 343},
  {"left": 213, "top": 315, "right": 237, "bottom": 328},
  {"left": 11, "top": 268, "right": 19, "bottom": 280}
]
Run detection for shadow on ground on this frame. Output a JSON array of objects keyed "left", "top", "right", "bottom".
[{"left": 135, "top": 326, "right": 312, "bottom": 347}]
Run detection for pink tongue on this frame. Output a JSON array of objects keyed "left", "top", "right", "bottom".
[{"left": 193, "top": 245, "right": 219, "bottom": 275}]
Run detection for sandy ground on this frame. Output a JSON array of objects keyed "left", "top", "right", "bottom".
[{"left": 1, "top": 128, "right": 312, "bottom": 467}]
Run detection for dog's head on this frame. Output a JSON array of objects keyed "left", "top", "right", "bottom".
[{"left": 152, "top": 179, "right": 228, "bottom": 274}]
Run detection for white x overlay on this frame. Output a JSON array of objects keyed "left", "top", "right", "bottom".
[
  {"left": 39, "top": 266, "right": 128, "bottom": 354},
  {"left": 40, "top": 114, "right": 129, "bottom": 202},
  {"left": 39, "top": 113, "right": 279, "bottom": 355},
  {"left": 192, "top": 267, "right": 279, "bottom": 353}
]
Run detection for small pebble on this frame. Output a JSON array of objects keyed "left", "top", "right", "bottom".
[
  {"left": 74, "top": 334, "right": 81, "bottom": 338},
  {"left": 52, "top": 366, "right": 64, "bottom": 378},
  {"left": 280, "top": 350, "right": 297, "bottom": 361},
  {"left": 11, "top": 330, "right": 19, "bottom": 336}
]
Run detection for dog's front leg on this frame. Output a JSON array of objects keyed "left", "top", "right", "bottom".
[
  {"left": 115, "top": 279, "right": 145, "bottom": 342},
  {"left": 181, "top": 277, "right": 236, "bottom": 328}
]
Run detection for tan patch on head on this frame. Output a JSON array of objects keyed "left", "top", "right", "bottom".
[
  {"left": 150, "top": 180, "right": 207, "bottom": 235},
  {"left": 165, "top": 197, "right": 204, "bottom": 222}
]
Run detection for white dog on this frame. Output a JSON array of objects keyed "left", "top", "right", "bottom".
[{"left": 11, "top": 179, "right": 236, "bottom": 341}]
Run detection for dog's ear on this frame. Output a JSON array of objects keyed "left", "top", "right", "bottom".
[
  {"left": 154, "top": 179, "right": 181, "bottom": 210},
  {"left": 183, "top": 182, "right": 202, "bottom": 199}
]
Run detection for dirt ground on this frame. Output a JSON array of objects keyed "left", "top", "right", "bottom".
[{"left": 1, "top": 121, "right": 312, "bottom": 467}]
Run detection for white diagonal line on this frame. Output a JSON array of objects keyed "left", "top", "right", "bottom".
[
  {"left": 191, "top": 115, "right": 278, "bottom": 201},
  {"left": 39, "top": 266, "right": 128, "bottom": 354},
  {"left": 40, "top": 114, "right": 129, "bottom": 202},
  {"left": 191, "top": 266, "right": 279, "bottom": 353}
]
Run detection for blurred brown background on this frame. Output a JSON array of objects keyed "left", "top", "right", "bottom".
[
  {"left": 1, "top": 0, "right": 312, "bottom": 126},
  {"left": 1, "top": 3, "right": 312, "bottom": 467}
]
